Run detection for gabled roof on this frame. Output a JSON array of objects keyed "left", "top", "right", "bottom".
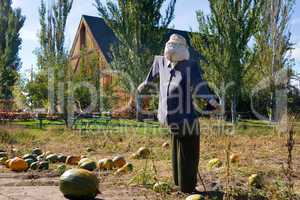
[
  {"left": 82, "top": 15, "right": 118, "bottom": 62},
  {"left": 74, "top": 15, "right": 201, "bottom": 62}
]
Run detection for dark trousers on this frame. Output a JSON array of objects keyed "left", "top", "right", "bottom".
[{"left": 170, "top": 120, "right": 200, "bottom": 193}]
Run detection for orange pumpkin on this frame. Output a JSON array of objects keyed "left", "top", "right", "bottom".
[
  {"left": 66, "top": 156, "right": 81, "bottom": 165},
  {"left": 9, "top": 157, "right": 28, "bottom": 172},
  {"left": 112, "top": 156, "right": 126, "bottom": 169}
]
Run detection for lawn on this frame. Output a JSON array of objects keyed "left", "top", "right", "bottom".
[{"left": 0, "top": 118, "right": 299, "bottom": 200}]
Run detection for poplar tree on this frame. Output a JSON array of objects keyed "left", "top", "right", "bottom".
[
  {"left": 192, "top": 0, "right": 263, "bottom": 123},
  {"left": 254, "top": 0, "right": 295, "bottom": 122},
  {"left": 27, "top": 0, "right": 73, "bottom": 112},
  {"left": 0, "top": 0, "right": 25, "bottom": 101},
  {"left": 94, "top": 0, "right": 176, "bottom": 92}
]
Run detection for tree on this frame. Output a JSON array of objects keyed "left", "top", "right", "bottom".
[
  {"left": 94, "top": 0, "right": 176, "bottom": 92},
  {"left": 26, "top": 0, "right": 73, "bottom": 113},
  {"left": 254, "top": 0, "right": 295, "bottom": 122},
  {"left": 0, "top": 0, "right": 25, "bottom": 102},
  {"left": 192, "top": 0, "right": 263, "bottom": 123}
]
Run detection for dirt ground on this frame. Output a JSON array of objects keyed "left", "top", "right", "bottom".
[
  {"left": 0, "top": 163, "right": 185, "bottom": 200},
  {"left": 0, "top": 122, "right": 300, "bottom": 200}
]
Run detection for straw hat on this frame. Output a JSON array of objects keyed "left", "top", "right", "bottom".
[{"left": 166, "top": 34, "right": 188, "bottom": 47}]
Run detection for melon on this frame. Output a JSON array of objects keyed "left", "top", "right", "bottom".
[
  {"left": 0, "top": 156, "right": 8, "bottom": 164},
  {"left": 32, "top": 148, "right": 43, "bottom": 156},
  {"left": 0, "top": 152, "right": 7, "bottom": 158},
  {"left": 46, "top": 154, "right": 58, "bottom": 163},
  {"left": 66, "top": 156, "right": 81, "bottom": 165},
  {"left": 207, "top": 158, "right": 222, "bottom": 170},
  {"left": 24, "top": 158, "right": 35, "bottom": 166},
  {"left": 153, "top": 182, "right": 171, "bottom": 193},
  {"left": 186, "top": 194, "right": 205, "bottom": 200},
  {"left": 162, "top": 142, "right": 169, "bottom": 148},
  {"left": 114, "top": 163, "right": 133, "bottom": 175},
  {"left": 136, "top": 147, "right": 150, "bottom": 159},
  {"left": 79, "top": 160, "right": 97, "bottom": 171},
  {"left": 57, "top": 164, "right": 67, "bottom": 175},
  {"left": 5, "top": 159, "right": 11, "bottom": 168},
  {"left": 22, "top": 154, "right": 37, "bottom": 161},
  {"left": 59, "top": 169, "right": 100, "bottom": 200},
  {"left": 130, "top": 153, "right": 139, "bottom": 159},
  {"left": 98, "top": 158, "right": 114, "bottom": 170},
  {"left": 38, "top": 161, "right": 49, "bottom": 170},
  {"left": 9, "top": 157, "right": 28, "bottom": 172},
  {"left": 78, "top": 158, "right": 91, "bottom": 166},
  {"left": 57, "top": 154, "right": 67, "bottom": 163},
  {"left": 112, "top": 156, "right": 126, "bottom": 168},
  {"left": 30, "top": 162, "right": 39, "bottom": 170},
  {"left": 44, "top": 151, "right": 52, "bottom": 157},
  {"left": 86, "top": 147, "right": 94, "bottom": 152},
  {"left": 248, "top": 174, "right": 263, "bottom": 188},
  {"left": 230, "top": 154, "right": 240, "bottom": 163},
  {"left": 37, "top": 155, "right": 44, "bottom": 161}
]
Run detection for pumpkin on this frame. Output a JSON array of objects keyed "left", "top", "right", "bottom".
[
  {"left": 79, "top": 160, "right": 97, "bottom": 171},
  {"left": 114, "top": 163, "right": 133, "bottom": 175},
  {"left": 112, "top": 156, "right": 126, "bottom": 168},
  {"left": 66, "top": 156, "right": 81, "bottom": 165},
  {"left": 0, "top": 156, "right": 8, "bottom": 164},
  {"left": 230, "top": 154, "right": 240, "bottom": 163},
  {"left": 186, "top": 194, "right": 205, "bottom": 200},
  {"left": 136, "top": 147, "right": 150, "bottom": 159},
  {"left": 38, "top": 161, "right": 49, "bottom": 170},
  {"left": 46, "top": 154, "right": 58, "bottom": 163},
  {"left": 32, "top": 148, "right": 43, "bottom": 156},
  {"left": 207, "top": 158, "right": 222, "bottom": 170},
  {"left": 57, "top": 154, "right": 67, "bottom": 163},
  {"left": 248, "top": 174, "right": 263, "bottom": 188},
  {"left": 153, "top": 182, "right": 171, "bottom": 193},
  {"left": 9, "top": 157, "right": 28, "bottom": 172},
  {"left": 98, "top": 158, "right": 113, "bottom": 170},
  {"left": 59, "top": 169, "right": 100, "bottom": 200}
]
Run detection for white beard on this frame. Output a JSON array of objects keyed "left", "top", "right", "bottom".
[{"left": 164, "top": 44, "right": 190, "bottom": 62}]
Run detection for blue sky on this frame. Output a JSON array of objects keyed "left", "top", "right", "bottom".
[{"left": 12, "top": 0, "right": 300, "bottom": 77}]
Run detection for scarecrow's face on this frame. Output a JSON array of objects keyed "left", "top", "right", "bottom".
[{"left": 166, "top": 42, "right": 186, "bottom": 49}]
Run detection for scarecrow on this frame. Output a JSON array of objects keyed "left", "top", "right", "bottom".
[{"left": 137, "top": 34, "right": 221, "bottom": 193}]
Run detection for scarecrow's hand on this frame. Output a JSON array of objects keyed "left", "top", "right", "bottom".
[
  {"left": 137, "top": 82, "right": 146, "bottom": 93},
  {"left": 209, "top": 99, "right": 222, "bottom": 113}
]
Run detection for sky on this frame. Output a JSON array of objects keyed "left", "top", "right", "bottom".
[{"left": 12, "top": 0, "right": 300, "bottom": 77}]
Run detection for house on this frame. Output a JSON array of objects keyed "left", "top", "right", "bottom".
[{"left": 69, "top": 15, "right": 201, "bottom": 116}]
